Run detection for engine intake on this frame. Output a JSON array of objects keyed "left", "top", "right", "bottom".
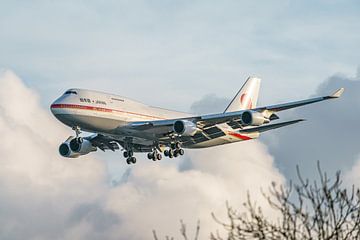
[
  {"left": 241, "top": 110, "right": 269, "bottom": 126},
  {"left": 59, "top": 137, "right": 81, "bottom": 158},
  {"left": 173, "top": 120, "right": 198, "bottom": 136},
  {"left": 59, "top": 137, "right": 96, "bottom": 158}
]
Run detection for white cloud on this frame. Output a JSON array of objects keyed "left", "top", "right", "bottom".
[
  {"left": 0, "top": 70, "right": 108, "bottom": 239},
  {"left": 0, "top": 70, "right": 284, "bottom": 239},
  {"left": 105, "top": 143, "right": 284, "bottom": 239},
  {"left": 345, "top": 154, "right": 360, "bottom": 189}
]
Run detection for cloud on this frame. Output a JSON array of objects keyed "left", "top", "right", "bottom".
[
  {"left": 106, "top": 142, "right": 284, "bottom": 239},
  {"left": 187, "top": 68, "right": 360, "bottom": 183},
  {"left": 261, "top": 70, "right": 360, "bottom": 179},
  {"left": 190, "top": 93, "right": 229, "bottom": 114},
  {"left": 0, "top": 70, "right": 284, "bottom": 239},
  {"left": 0, "top": 70, "right": 111, "bottom": 239}
]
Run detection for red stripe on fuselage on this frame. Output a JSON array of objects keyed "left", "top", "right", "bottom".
[
  {"left": 50, "top": 104, "right": 166, "bottom": 120},
  {"left": 227, "top": 132, "right": 252, "bottom": 140}
]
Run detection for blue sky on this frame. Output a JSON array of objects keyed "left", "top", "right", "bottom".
[
  {"left": 1, "top": 0, "right": 359, "bottom": 110},
  {"left": 0, "top": 1, "right": 359, "bottom": 239}
]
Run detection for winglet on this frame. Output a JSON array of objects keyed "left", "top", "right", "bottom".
[{"left": 330, "top": 88, "right": 345, "bottom": 98}]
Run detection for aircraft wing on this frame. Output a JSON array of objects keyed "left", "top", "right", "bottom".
[
  {"left": 254, "top": 88, "right": 344, "bottom": 113},
  {"left": 238, "top": 119, "right": 305, "bottom": 133},
  {"left": 128, "top": 88, "right": 344, "bottom": 135},
  {"left": 86, "top": 134, "right": 120, "bottom": 151},
  {"left": 129, "top": 110, "right": 248, "bottom": 131}
]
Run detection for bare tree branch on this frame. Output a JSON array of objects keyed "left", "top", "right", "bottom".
[{"left": 212, "top": 161, "right": 360, "bottom": 240}]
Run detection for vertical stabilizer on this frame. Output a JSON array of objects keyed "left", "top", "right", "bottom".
[{"left": 224, "top": 76, "right": 261, "bottom": 113}]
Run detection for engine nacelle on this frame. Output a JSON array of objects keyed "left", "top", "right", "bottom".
[
  {"left": 173, "top": 120, "right": 198, "bottom": 136},
  {"left": 59, "top": 137, "right": 96, "bottom": 158},
  {"left": 241, "top": 110, "right": 270, "bottom": 126},
  {"left": 59, "top": 137, "right": 81, "bottom": 158},
  {"left": 69, "top": 137, "right": 97, "bottom": 155}
]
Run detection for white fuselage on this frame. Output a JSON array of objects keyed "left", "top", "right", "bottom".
[{"left": 51, "top": 89, "right": 257, "bottom": 149}]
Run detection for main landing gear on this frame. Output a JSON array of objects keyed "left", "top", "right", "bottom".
[
  {"left": 147, "top": 150, "right": 162, "bottom": 161},
  {"left": 123, "top": 150, "right": 136, "bottom": 164},
  {"left": 163, "top": 142, "right": 185, "bottom": 159},
  {"left": 146, "top": 141, "right": 184, "bottom": 162},
  {"left": 124, "top": 141, "right": 185, "bottom": 165}
]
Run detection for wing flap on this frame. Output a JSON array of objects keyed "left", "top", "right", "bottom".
[
  {"left": 239, "top": 119, "right": 305, "bottom": 133},
  {"left": 88, "top": 134, "right": 120, "bottom": 152}
]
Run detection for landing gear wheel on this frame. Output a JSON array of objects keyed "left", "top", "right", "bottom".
[
  {"left": 178, "top": 149, "right": 185, "bottom": 156},
  {"left": 175, "top": 142, "right": 181, "bottom": 149},
  {"left": 126, "top": 157, "right": 136, "bottom": 164},
  {"left": 174, "top": 150, "right": 179, "bottom": 158},
  {"left": 123, "top": 151, "right": 129, "bottom": 158},
  {"left": 156, "top": 154, "right": 162, "bottom": 161},
  {"left": 164, "top": 150, "right": 169, "bottom": 157},
  {"left": 147, "top": 152, "right": 153, "bottom": 160},
  {"left": 169, "top": 150, "right": 174, "bottom": 158}
]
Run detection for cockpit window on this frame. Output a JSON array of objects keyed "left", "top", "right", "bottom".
[{"left": 64, "top": 90, "right": 77, "bottom": 95}]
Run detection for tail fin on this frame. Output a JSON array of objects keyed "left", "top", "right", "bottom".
[{"left": 224, "top": 76, "right": 261, "bottom": 113}]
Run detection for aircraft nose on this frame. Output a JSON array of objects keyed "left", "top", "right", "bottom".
[
  {"left": 50, "top": 101, "right": 60, "bottom": 116},
  {"left": 50, "top": 97, "right": 64, "bottom": 116}
]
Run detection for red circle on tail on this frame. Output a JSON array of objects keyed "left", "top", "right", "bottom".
[{"left": 240, "top": 93, "right": 252, "bottom": 109}]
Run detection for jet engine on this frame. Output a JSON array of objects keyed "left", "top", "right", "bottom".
[
  {"left": 59, "top": 136, "right": 96, "bottom": 158},
  {"left": 59, "top": 137, "right": 81, "bottom": 158},
  {"left": 69, "top": 137, "right": 97, "bottom": 155},
  {"left": 173, "top": 120, "right": 198, "bottom": 136},
  {"left": 241, "top": 110, "right": 270, "bottom": 126}
]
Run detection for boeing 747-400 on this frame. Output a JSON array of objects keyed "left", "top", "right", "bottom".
[{"left": 51, "top": 77, "right": 344, "bottom": 164}]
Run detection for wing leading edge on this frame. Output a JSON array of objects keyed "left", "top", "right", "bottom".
[
  {"left": 254, "top": 88, "right": 344, "bottom": 113},
  {"left": 128, "top": 88, "right": 344, "bottom": 134}
]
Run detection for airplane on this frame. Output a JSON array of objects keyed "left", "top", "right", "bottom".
[{"left": 50, "top": 77, "right": 344, "bottom": 164}]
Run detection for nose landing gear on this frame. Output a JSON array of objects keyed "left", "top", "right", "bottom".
[{"left": 72, "top": 126, "right": 82, "bottom": 138}]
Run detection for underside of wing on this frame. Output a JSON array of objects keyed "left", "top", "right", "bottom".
[
  {"left": 88, "top": 134, "right": 120, "bottom": 151},
  {"left": 238, "top": 119, "right": 305, "bottom": 133},
  {"left": 180, "top": 125, "right": 227, "bottom": 145}
]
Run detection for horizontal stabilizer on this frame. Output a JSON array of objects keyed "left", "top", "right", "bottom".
[{"left": 239, "top": 119, "right": 305, "bottom": 133}]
